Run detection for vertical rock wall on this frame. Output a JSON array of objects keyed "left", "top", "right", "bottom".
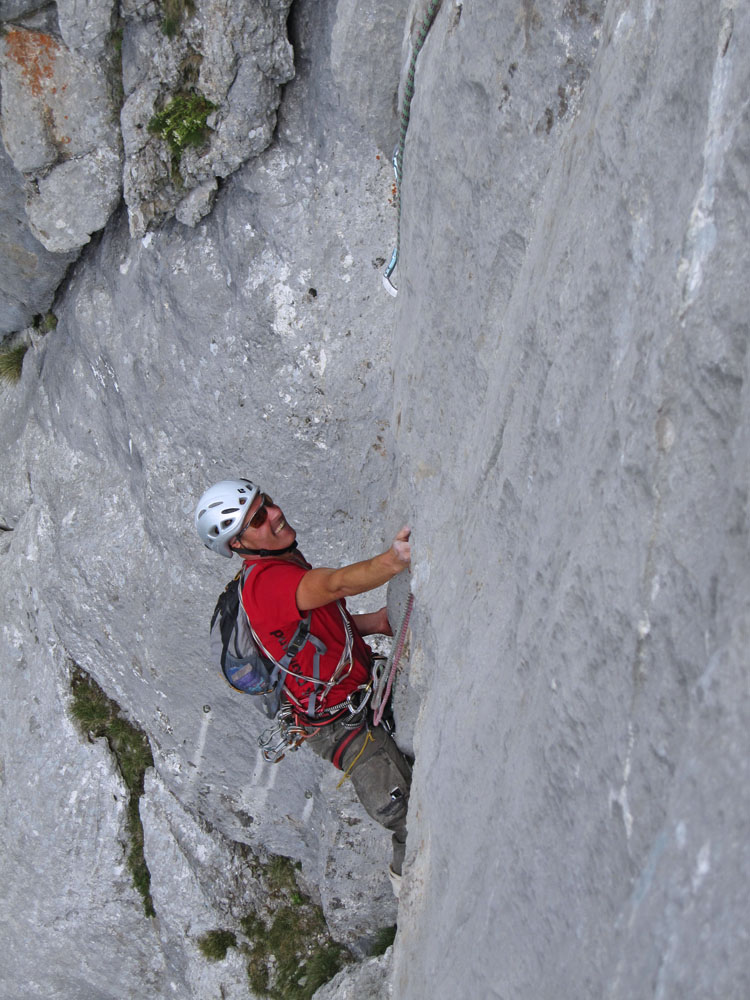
[
  {"left": 390, "top": 1, "right": 750, "bottom": 998},
  {"left": 0, "top": 0, "right": 296, "bottom": 333}
]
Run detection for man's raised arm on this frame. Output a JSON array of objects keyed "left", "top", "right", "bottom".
[{"left": 296, "top": 527, "right": 411, "bottom": 612}]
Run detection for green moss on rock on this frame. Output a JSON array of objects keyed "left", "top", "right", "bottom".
[
  {"left": 240, "top": 853, "right": 353, "bottom": 1000},
  {"left": 197, "top": 929, "right": 238, "bottom": 962},
  {"left": 0, "top": 343, "right": 29, "bottom": 384},
  {"left": 161, "top": 0, "right": 195, "bottom": 38},
  {"left": 69, "top": 666, "right": 156, "bottom": 917},
  {"left": 148, "top": 91, "right": 215, "bottom": 161}
]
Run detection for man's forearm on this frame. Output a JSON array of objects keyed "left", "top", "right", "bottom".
[{"left": 297, "top": 549, "right": 404, "bottom": 613}]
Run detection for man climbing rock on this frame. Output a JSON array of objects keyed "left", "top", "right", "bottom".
[{"left": 195, "top": 478, "right": 412, "bottom": 893}]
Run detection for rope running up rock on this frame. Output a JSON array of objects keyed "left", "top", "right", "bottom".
[
  {"left": 372, "top": 593, "right": 414, "bottom": 726},
  {"left": 383, "top": 0, "right": 444, "bottom": 296}
]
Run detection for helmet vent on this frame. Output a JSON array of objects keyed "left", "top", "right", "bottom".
[{"left": 194, "top": 479, "right": 259, "bottom": 558}]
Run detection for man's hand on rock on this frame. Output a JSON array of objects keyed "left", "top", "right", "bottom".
[{"left": 390, "top": 526, "right": 411, "bottom": 569}]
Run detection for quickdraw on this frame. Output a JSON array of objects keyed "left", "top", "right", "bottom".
[
  {"left": 257, "top": 683, "right": 373, "bottom": 763},
  {"left": 258, "top": 704, "right": 305, "bottom": 763}
]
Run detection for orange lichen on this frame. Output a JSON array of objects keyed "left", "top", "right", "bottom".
[{"left": 4, "top": 29, "right": 60, "bottom": 98}]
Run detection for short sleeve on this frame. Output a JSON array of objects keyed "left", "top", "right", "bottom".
[{"left": 242, "top": 560, "right": 308, "bottom": 626}]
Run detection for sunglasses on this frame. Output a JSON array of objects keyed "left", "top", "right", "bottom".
[{"left": 241, "top": 493, "right": 274, "bottom": 532}]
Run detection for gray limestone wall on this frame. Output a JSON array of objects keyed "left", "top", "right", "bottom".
[
  {"left": 1, "top": 0, "right": 748, "bottom": 998},
  {"left": 0, "top": 137, "right": 77, "bottom": 334},
  {"left": 390, "top": 1, "right": 750, "bottom": 998},
  {"left": 1, "top": 2, "right": 409, "bottom": 996}
]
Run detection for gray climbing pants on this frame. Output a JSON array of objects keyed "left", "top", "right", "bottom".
[{"left": 304, "top": 714, "right": 412, "bottom": 875}]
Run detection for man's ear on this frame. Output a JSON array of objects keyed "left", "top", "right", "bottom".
[{"left": 229, "top": 535, "right": 240, "bottom": 551}]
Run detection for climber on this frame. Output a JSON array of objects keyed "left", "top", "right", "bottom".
[{"left": 195, "top": 478, "right": 413, "bottom": 893}]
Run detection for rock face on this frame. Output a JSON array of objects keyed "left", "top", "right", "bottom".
[
  {"left": 0, "top": 592, "right": 168, "bottom": 999},
  {"left": 0, "top": 0, "right": 295, "bottom": 329},
  {"left": 0, "top": 138, "right": 77, "bottom": 335},
  {"left": 120, "top": 0, "right": 295, "bottom": 236},
  {"left": 388, "top": 1, "right": 750, "bottom": 998},
  {"left": 57, "top": 0, "right": 118, "bottom": 59},
  {"left": 1, "top": 0, "right": 408, "bottom": 996},
  {"left": 1, "top": 0, "right": 750, "bottom": 998},
  {"left": 0, "top": 24, "right": 122, "bottom": 252}
]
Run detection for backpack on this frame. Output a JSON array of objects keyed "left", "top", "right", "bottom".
[{"left": 209, "top": 563, "right": 329, "bottom": 719}]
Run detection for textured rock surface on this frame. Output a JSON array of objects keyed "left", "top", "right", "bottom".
[
  {"left": 140, "top": 770, "right": 265, "bottom": 998},
  {"left": 120, "top": 0, "right": 295, "bottom": 236},
  {"left": 0, "top": 0, "right": 295, "bottom": 328},
  {"left": 2, "top": 0, "right": 749, "bottom": 998},
  {"left": 1, "top": 1, "right": 407, "bottom": 995},
  {"left": 0, "top": 138, "right": 76, "bottom": 336},
  {"left": 0, "top": 24, "right": 122, "bottom": 252},
  {"left": 0, "top": 588, "right": 168, "bottom": 999},
  {"left": 57, "top": 0, "right": 117, "bottom": 58},
  {"left": 312, "top": 949, "right": 393, "bottom": 1000},
  {"left": 389, "top": 1, "right": 750, "bottom": 998},
  {"left": 0, "top": 0, "right": 42, "bottom": 19}
]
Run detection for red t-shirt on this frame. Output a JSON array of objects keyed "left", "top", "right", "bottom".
[{"left": 241, "top": 558, "right": 372, "bottom": 714}]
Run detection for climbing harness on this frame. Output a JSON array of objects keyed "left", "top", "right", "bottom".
[
  {"left": 382, "top": 0, "right": 444, "bottom": 296},
  {"left": 372, "top": 593, "right": 414, "bottom": 726}
]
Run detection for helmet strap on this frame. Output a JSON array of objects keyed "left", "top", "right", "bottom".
[{"left": 233, "top": 540, "right": 299, "bottom": 559}]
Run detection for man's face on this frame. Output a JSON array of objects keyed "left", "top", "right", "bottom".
[{"left": 232, "top": 492, "right": 297, "bottom": 553}]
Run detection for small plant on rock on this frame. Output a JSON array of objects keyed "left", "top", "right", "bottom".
[
  {"left": 240, "top": 854, "right": 352, "bottom": 1000},
  {"left": 0, "top": 343, "right": 28, "bottom": 384},
  {"left": 33, "top": 311, "right": 58, "bottom": 334},
  {"left": 265, "top": 854, "right": 302, "bottom": 894},
  {"left": 197, "top": 929, "right": 238, "bottom": 962},
  {"left": 370, "top": 924, "right": 397, "bottom": 956},
  {"left": 148, "top": 91, "right": 216, "bottom": 169}
]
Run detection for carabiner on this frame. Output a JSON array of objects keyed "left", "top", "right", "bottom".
[{"left": 345, "top": 684, "right": 371, "bottom": 718}]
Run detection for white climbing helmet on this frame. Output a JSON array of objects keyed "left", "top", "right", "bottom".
[{"left": 195, "top": 479, "right": 260, "bottom": 558}]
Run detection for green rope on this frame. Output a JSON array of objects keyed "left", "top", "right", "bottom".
[{"left": 383, "top": 0, "right": 443, "bottom": 295}]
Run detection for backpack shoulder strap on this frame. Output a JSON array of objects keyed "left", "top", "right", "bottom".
[
  {"left": 239, "top": 561, "right": 316, "bottom": 674},
  {"left": 240, "top": 559, "right": 335, "bottom": 715}
]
